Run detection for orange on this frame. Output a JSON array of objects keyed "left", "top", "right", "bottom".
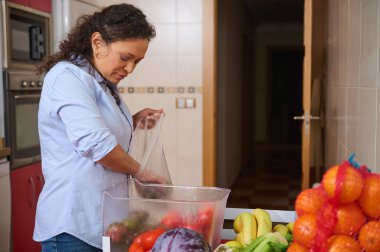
[
  {"left": 327, "top": 235, "right": 361, "bottom": 252},
  {"left": 358, "top": 174, "right": 380, "bottom": 218},
  {"left": 293, "top": 214, "right": 317, "bottom": 248},
  {"left": 322, "top": 165, "right": 363, "bottom": 203},
  {"left": 295, "top": 187, "right": 328, "bottom": 216},
  {"left": 334, "top": 203, "right": 366, "bottom": 236},
  {"left": 287, "top": 242, "right": 308, "bottom": 252},
  {"left": 358, "top": 220, "right": 380, "bottom": 252}
]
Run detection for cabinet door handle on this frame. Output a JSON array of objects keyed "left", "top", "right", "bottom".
[
  {"left": 37, "top": 174, "right": 45, "bottom": 186},
  {"left": 28, "top": 177, "right": 36, "bottom": 209}
]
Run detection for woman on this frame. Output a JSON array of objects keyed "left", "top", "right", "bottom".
[{"left": 33, "top": 4, "right": 161, "bottom": 251}]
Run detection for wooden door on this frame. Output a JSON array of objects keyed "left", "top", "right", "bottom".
[{"left": 299, "top": 0, "right": 326, "bottom": 190}]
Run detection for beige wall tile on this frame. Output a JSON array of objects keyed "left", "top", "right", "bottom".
[
  {"left": 358, "top": 88, "right": 377, "bottom": 169},
  {"left": 176, "top": 55, "right": 202, "bottom": 86},
  {"left": 348, "top": 0, "right": 361, "bottom": 20},
  {"left": 359, "top": 0, "right": 378, "bottom": 87},
  {"left": 347, "top": 16, "right": 361, "bottom": 87},
  {"left": 147, "top": 24, "right": 176, "bottom": 56},
  {"left": 176, "top": 0, "right": 202, "bottom": 23},
  {"left": 124, "top": 0, "right": 176, "bottom": 23},
  {"left": 129, "top": 56, "right": 176, "bottom": 86},
  {"left": 346, "top": 88, "right": 359, "bottom": 154},
  {"left": 177, "top": 24, "right": 202, "bottom": 55},
  {"left": 340, "top": 0, "right": 349, "bottom": 87}
]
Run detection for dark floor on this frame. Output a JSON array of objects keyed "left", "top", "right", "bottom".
[{"left": 226, "top": 144, "right": 302, "bottom": 210}]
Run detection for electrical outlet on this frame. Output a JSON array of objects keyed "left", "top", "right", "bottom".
[
  {"left": 176, "top": 98, "right": 186, "bottom": 108},
  {"left": 185, "top": 98, "right": 196, "bottom": 108}
]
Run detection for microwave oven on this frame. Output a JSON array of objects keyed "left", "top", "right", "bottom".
[{"left": 1, "top": 1, "right": 51, "bottom": 70}]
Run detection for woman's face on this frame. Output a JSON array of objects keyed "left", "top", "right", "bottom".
[{"left": 92, "top": 33, "right": 149, "bottom": 84}]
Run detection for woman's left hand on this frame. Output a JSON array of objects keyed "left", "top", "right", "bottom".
[{"left": 132, "top": 108, "right": 164, "bottom": 129}]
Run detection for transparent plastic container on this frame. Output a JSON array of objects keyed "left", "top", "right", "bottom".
[{"left": 102, "top": 178, "right": 230, "bottom": 251}]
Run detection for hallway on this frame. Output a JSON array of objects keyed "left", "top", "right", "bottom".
[{"left": 226, "top": 144, "right": 302, "bottom": 210}]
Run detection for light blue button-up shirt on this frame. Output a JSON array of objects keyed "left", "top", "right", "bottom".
[{"left": 33, "top": 59, "right": 133, "bottom": 248}]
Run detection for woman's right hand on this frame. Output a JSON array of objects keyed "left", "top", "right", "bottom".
[{"left": 133, "top": 168, "right": 163, "bottom": 184}]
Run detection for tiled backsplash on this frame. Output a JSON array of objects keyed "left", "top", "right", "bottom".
[
  {"left": 117, "top": 0, "right": 204, "bottom": 185},
  {"left": 325, "top": 0, "right": 379, "bottom": 173}
]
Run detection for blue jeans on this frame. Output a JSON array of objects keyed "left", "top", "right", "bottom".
[{"left": 41, "top": 233, "right": 102, "bottom": 252}]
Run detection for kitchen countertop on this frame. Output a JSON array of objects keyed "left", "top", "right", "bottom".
[{"left": 0, "top": 148, "right": 11, "bottom": 158}]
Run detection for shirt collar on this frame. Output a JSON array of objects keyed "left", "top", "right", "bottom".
[{"left": 75, "top": 57, "right": 106, "bottom": 84}]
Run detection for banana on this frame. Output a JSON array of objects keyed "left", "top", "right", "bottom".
[
  {"left": 225, "top": 240, "right": 243, "bottom": 251},
  {"left": 233, "top": 212, "right": 257, "bottom": 247},
  {"left": 272, "top": 224, "right": 289, "bottom": 238},
  {"left": 252, "top": 208, "right": 272, "bottom": 237},
  {"left": 286, "top": 222, "right": 294, "bottom": 233}
]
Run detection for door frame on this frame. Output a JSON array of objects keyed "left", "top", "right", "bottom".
[
  {"left": 301, "top": 0, "right": 327, "bottom": 189},
  {"left": 203, "top": 0, "right": 217, "bottom": 186}
]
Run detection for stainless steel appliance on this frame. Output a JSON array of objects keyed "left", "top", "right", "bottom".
[
  {"left": 2, "top": 1, "right": 51, "bottom": 70},
  {"left": 4, "top": 70, "right": 42, "bottom": 168}
]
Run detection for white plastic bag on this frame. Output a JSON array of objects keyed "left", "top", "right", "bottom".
[{"left": 129, "top": 113, "right": 172, "bottom": 184}]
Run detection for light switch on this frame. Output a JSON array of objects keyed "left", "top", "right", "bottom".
[
  {"left": 185, "top": 98, "right": 196, "bottom": 108},
  {"left": 176, "top": 98, "right": 186, "bottom": 108}
]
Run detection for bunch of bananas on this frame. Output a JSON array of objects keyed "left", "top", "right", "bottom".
[{"left": 222, "top": 208, "right": 294, "bottom": 252}]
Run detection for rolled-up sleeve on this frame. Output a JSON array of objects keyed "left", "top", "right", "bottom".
[{"left": 47, "top": 69, "right": 117, "bottom": 161}]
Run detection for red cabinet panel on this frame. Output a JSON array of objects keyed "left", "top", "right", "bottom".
[
  {"left": 7, "top": 0, "right": 30, "bottom": 7},
  {"left": 30, "top": 0, "right": 51, "bottom": 13},
  {"left": 7, "top": 0, "right": 51, "bottom": 13},
  {"left": 11, "top": 162, "right": 43, "bottom": 252}
]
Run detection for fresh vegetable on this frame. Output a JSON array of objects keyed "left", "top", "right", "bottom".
[
  {"left": 105, "top": 222, "right": 129, "bottom": 244},
  {"left": 151, "top": 227, "right": 211, "bottom": 252},
  {"left": 133, "top": 227, "right": 165, "bottom": 251},
  {"left": 128, "top": 241, "right": 145, "bottom": 252},
  {"left": 160, "top": 211, "right": 183, "bottom": 229}
]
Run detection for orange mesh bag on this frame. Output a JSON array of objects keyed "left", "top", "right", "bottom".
[{"left": 293, "top": 155, "right": 380, "bottom": 252}]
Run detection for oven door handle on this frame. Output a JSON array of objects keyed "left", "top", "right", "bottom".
[{"left": 13, "top": 94, "right": 41, "bottom": 99}]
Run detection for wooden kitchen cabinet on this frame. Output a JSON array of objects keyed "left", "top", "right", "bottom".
[
  {"left": 8, "top": 0, "right": 51, "bottom": 13},
  {"left": 11, "top": 162, "right": 43, "bottom": 252}
]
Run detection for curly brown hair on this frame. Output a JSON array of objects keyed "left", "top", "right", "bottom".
[{"left": 37, "top": 3, "right": 156, "bottom": 75}]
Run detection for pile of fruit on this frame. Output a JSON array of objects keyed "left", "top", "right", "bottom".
[
  {"left": 217, "top": 208, "right": 294, "bottom": 252},
  {"left": 105, "top": 205, "right": 215, "bottom": 252},
  {"left": 290, "top": 159, "right": 380, "bottom": 251}
]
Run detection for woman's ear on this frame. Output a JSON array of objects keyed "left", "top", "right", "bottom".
[{"left": 91, "top": 32, "right": 106, "bottom": 56}]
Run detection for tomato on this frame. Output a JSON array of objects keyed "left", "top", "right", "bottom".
[
  {"left": 133, "top": 228, "right": 165, "bottom": 250},
  {"left": 105, "top": 222, "right": 128, "bottom": 244},
  {"left": 128, "top": 242, "right": 144, "bottom": 252},
  {"left": 143, "top": 228, "right": 165, "bottom": 249},
  {"left": 161, "top": 211, "right": 183, "bottom": 229},
  {"left": 133, "top": 232, "right": 144, "bottom": 245},
  {"left": 198, "top": 206, "right": 214, "bottom": 228},
  {"left": 184, "top": 222, "right": 202, "bottom": 233}
]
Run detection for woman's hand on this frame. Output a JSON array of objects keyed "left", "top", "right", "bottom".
[
  {"left": 132, "top": 108, "right": 164, "bottom": 129},
  {"left": 133, "top": 168, "right": 164, "bottom": 184}
]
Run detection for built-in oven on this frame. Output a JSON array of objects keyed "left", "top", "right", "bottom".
[
  {"left": 4, "top": 70, "right": 42, "bottom": 168},
  {"left": 1, "top": 1, "right": 51, "bottom": 70}
]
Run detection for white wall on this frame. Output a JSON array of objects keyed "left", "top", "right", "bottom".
[
  {"left": 87, "top": 0, "right": 205, "bottom": 185},
  {"left": 325, "top": 0, "right": 379, "bottom": 173}
]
